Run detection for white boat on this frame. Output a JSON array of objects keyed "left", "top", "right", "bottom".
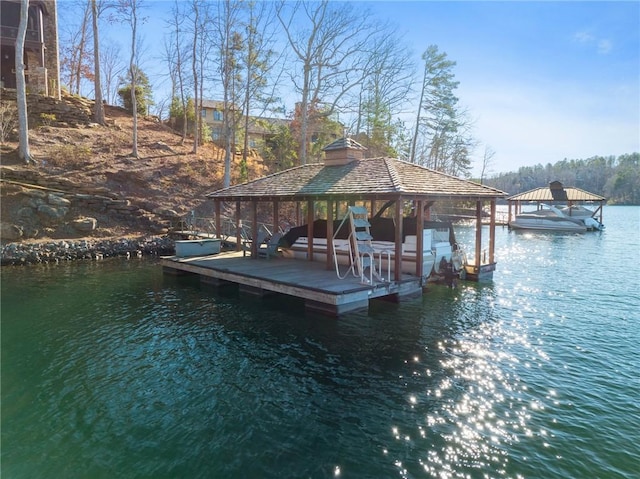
[
  {"left": 280, "top": 217, "right": 465, "bottom": 283},
  {"left": 559, "top": 205, "right": 605, "bottom": 230},
  {"left": 510, "top": 204, "right": 603, "bottom": 232}
]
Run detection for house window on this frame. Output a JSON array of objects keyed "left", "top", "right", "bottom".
[
  {"left": 212, "top": 128, "right": 221, "bottom": 141},
  {"left": 213, "top": 110, "right": 223, "bottom": 121},
  {"left": 201, "top": 109, "right": 207, "bottom": 118}
]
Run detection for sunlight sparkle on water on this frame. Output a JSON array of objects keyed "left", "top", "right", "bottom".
[{"left": 395, "top": 307, "right": 546, "bottom": 479}]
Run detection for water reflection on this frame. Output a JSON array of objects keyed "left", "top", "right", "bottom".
[{"left": 3, "top": 207, "right": 639, "bottom": 479}]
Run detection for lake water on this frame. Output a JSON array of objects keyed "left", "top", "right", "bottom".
[{"left": 2, "top": 206, "right": 639, "bottom": 479}]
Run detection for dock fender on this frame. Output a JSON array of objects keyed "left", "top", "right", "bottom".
[{"left": 451, "top": 250, "right": 464, "bottom": 271}]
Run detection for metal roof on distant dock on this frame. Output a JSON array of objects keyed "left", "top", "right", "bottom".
[{"left": 507, "top": 181, "right": 605, "bottom": 202}]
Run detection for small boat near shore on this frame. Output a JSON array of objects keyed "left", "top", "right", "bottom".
[{"left": 509, "top": 204, "right": 604, "bottom": 232}]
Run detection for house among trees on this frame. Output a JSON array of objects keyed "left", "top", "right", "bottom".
[
  {"left": 199, "top": 99, "right": 342, "bottom": 161},
  {"left": 0, "top": 0, "right": 60, "bottom": 98},
  {"left": 200, "top": 99, "right": 294, "bottom": 155},
  {"left": 200, "top": 100, "right": 227, "bottom": 142}
]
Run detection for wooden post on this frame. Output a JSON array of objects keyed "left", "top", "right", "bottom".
[
  {"left": 273, "top": 199, "right": 279, "bottom": 234},
  {"left": 489, "top": 199, "right": 496, "bottom": 264},
  {"left": 235, "top": 200, "right": 242, "bottom": 252},
  {"left": 416, "top": 199, "right": 424, "bottom": 279},
  {"left": 508, "top": 201, "right": 512, "bottom": 224},
  {"left": 251, "top": 200, "right": 259, "bottom": 258},
  {"left": 215, "top": 200, "right": 221, "bottom": 240},
  {"left": 599, "top": 201, "right": 604, "bottom": 224},
  {"left": 475, "top": 200, "right": 483, "bottom": 268},
  {"left": 394, "top": 197, "right": 403, "bottom": 281},
  {"left": 307, "top": 200, "right": 314, "bottom": 261},
  {"left": 326, "top": 199, "right": 334, "bottom": 270}
]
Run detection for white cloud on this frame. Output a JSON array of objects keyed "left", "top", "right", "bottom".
[
  {"left": 572, "top": 30, "right": 613, "bottom": 55},
  {"left": 573, "top": 31, "right": 594, "bottom": 44},
  {"left": 597, "top": 39, "right": 613, "bottom": 55}
]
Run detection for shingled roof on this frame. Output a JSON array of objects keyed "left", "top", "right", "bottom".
[
  {"left": 206, "top": 157, "right": 507, "bottom": 202},
  {"left": 507, "top": 181, "right": 605, "bottom": 202}
]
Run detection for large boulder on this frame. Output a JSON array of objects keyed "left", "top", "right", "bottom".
[
  {"left": 71, "top": 217, "right": 98, "bottom": 232},
  {"left": 47, "top": 193, "right": 72, "bottom": 207},
  {"left": 153, "top": 207, "right": 180, "bottom": 219},
  {"left": 37, "top": 204, "right": 68, "bottom": 221},
  {"left": 23, "top": 189, "right": 47, "bottom": 199},
  {"left": 0, "top": 222, "right": 23, "bottom": 241}
]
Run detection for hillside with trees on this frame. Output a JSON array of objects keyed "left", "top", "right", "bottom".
[
  {"left": 56, "top": 0, "right": 477, "bottom": 180},
  {"left": 484, "top": 153, "right": 639, "bottom": 204}
]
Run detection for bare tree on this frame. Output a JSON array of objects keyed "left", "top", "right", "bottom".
[
  {"left": 165, "top": 0, "right": 191, "bottom": 144},
  {"left": 190, "top": 0, "right": 200, "bottom": 154},
  {"left": 91, "top": 0, "right": 105, "bottom": 124},
  {"left": 111, "top": 0, "right": 146, "bottom": 158},
  {"left": 238, "top": 0, "right": 281, "bottom": 181},
  {"left": 187, "top": 0, "right": 213, "bottom": 154},
  {"left": 277, "top": 0, "right": 380, "bottom": 165},
  {"left": 73, "top": 2, "right": 91, "bottom": 95},
  {"left": 100, "top": 42, "right": 125, "bottom": 105},
  {"left": 59, "top": 1, "right": 92, "bottom": 95},
  {"left": 352, "top": 33, "right": 413, "bottom": 157},
  {"left": 15, "top": 0, "right": 33, "bottom": 163},
  {"left": 480, "top": 145, "right": 495, "bottom": 184},
  {"left": 214, "top": 0, "right": 243, "bottom": 186}
]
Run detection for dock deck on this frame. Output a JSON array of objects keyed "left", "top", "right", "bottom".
[{"left": 161, "top": 251, "right": 423, "bottom": 316}]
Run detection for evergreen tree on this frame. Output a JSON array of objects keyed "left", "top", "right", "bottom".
[
  {"left": 410, "top": 45, "right": 473, "bottom": 176},
  {"left": 117, "top": 68, "right": 153, "bottom": 115}
]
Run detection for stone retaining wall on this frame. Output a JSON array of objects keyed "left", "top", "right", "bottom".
[
  {"left": 1, "top": 236, "right": 175, "bottom": 266},
  {"left": 1, "top": 89, "right": 94, "bottom": 125},
  {"left": 1, "top": 166, "right": 177, "bottom": 241}
]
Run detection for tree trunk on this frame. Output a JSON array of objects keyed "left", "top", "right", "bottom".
[
  {"left": 91, "top": 0, "right": 105, "bottom": 125},
  {"left": 16, "top": 0, "right": 33, "bottom": 164},
  {"left": 410, "top": 58, "right": 427, "bottom": 164},
  {"left": 74, "top": 4, "right": 90, "bottom": 95},
  {"left": 241, "top": 47, "right": 252, "bottom": 182},
  {"left": 299, "top": 64, "right": 310, "bottom": 166},
  {"left": 129, "top": 1, "right": 138, "bottom": 158},
  {"left": 191, "top": 2, "right": 199, "bottom": 154}
]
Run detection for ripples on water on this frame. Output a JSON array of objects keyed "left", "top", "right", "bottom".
[{"left": 2, "top": 207, "right": 639, "bottom": 478}]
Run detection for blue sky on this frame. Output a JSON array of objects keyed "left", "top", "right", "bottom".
[
  {"left": 91, "top": 0, "right": 639, "bottom": 176},
  {"left": 366, "top": 1, "right": 640, "bottom": 175}
]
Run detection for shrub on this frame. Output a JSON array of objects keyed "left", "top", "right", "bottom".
[
  {"left": 39, "top": 113, "right": 57, "bottom": 127},
  {"left": 46, "top": 144, "right": 93, "bottom": 169},
  {"left": 0, "top": 102, "right": 18, "bottom": 144}
]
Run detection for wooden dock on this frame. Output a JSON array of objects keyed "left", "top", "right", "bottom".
[{"left": 160, "top": 251, "right": 423, "bottom": 316}]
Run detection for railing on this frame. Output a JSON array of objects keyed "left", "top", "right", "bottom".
[
  {"left": 175, "top": 213, "right": 280, "bottom": 243},
  {"left": 0, "top": 26, "right": 41, "bottom": 42}
]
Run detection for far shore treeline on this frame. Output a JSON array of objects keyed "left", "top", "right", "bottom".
[{"left": 484, "top": 152, "right": 639, "bottom": 205}]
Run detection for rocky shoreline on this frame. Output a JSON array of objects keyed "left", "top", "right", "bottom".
[{"left": 1, "top": 236, "right": 175, "bottom": 266}]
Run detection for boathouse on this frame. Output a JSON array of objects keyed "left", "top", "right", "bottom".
[
  {"left": 162, "top": 138, "right": 507, "bottom": 316},
  {"left": 507, "top": 181, "right": 606, "bottom": 225}
]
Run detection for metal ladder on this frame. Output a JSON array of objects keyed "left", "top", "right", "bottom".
[{"left": 348, "top": 206, "right": 380, "bottom": 284}]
